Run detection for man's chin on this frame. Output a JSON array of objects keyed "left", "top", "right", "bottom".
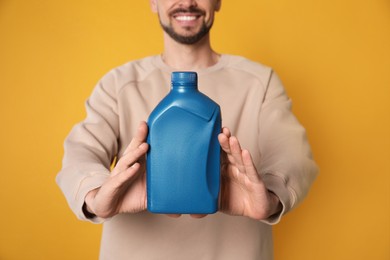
[
  {"left": 160, "top": 17, "right": 212, "bottom": 44},
  {"left": 162, "top": 26, "right": 211, "bottom": 45},
  {"left": 171, "top": 26, "right": 201, "bottom": 36}
]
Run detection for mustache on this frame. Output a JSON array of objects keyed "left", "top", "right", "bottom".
[{"left": 169, "top": 6, "right": 205, "bottom": 16}]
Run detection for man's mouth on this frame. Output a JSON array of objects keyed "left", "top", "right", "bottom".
[
  {"left": 174, "top": 15, "right": 198, "bottom": 21},
  {"left": 170, "top": 7, "right": 205, "bottom": 22}
]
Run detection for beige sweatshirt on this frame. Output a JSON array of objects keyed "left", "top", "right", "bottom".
[{"left": 56, "top": 55, "right": 318, "bottom": 260}]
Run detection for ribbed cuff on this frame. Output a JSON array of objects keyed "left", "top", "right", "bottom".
[
  {"left": 261, "top": 173, "right": 296, "bottom": 225},
  {"left": 74, "top": 172, "right": 109, "bottom": 224}
]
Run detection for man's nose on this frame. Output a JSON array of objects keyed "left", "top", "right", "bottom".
[{"left": 178, "top": 0, "right": 198, "bottom": 8}]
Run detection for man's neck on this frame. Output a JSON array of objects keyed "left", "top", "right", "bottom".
[{"left": 161, "top": 33, "right": 220, "bottom": 70}]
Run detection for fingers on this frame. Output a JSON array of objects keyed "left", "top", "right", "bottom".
[
  {"left": 218, "top": 133, "right": 230, "bottom": 153},
  {"left": 190, "top": 214, "right": 208, "bottom": 219},
  {"left": 113, "top": 142, "right": 149, "bottom": 175},
  {"left": 222, "top": 127, "right": 231, "bottom": 137},
  {"left": 124, "top": 121, "right": 149, "bottom": 155},
  {"left": 242, "top": 149, "right": 262, "bottom": 183},
  {"left": 219, "top": 131, "right": 246, "bottom": 173},
  {"left": 110, "top": 162, "right": 142, "bottom": 188},
  {"left": 218, "top": 127, "right": 232, "bottom": 152},
  {"left": 165, "top": 214, "right": 207, "bottom": 219},
  {"left": 166, "top": 214, "right": 182, "bottom": 218},
  {"left": 113, "top": 121, "right": 149, "bottom": 175},
  {"left": 229, "top": 136, "right": 246, "bottom": 173},
  {"left": 219, "top": 128, "right": 260, "bottom": 180}
]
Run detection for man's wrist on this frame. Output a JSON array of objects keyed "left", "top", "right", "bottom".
[
  {"left": 268, "top": 190, "right": 283, "bottom": 218},
  {"left": 82, "top": 202, "right": 97, "bottom": 219},
  {"left": 83, "top": 189, "right": 98, "bottom": 219}
]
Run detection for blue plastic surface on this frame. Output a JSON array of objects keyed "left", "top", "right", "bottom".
[{"left": 146, "top": 72, "right": 221, "bottom": 214}]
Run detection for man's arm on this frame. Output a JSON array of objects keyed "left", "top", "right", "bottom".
[
  {"left": 218, "top": 70, "right": 318, "bottom": 224},
  {"left": 56, "top": 72, "right": 120, "bottom": 222}
]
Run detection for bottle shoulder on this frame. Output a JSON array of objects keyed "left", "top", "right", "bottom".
[{"left": 148, "top": 91, "right": 220, "bottom": 124}]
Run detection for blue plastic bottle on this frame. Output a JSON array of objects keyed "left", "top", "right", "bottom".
[{"left": 146, "top": 71, "right": 221, "bottom": 214}]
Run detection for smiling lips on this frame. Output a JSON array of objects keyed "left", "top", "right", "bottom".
[
  {"left": 175, "top": 15, "right": 198, "bottom": 21},
  {"left": 171, "top": 7, "right": 205, "bottom": 23},
  {"left": 173, "top": 12, "right": 202, "bottom": 23}
]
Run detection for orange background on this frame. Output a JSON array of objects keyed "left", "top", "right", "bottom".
[{"left": 0, "top": 1, "right": 389, "bottom": 259}]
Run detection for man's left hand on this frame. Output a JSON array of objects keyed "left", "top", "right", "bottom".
[{"left": 218, "top": 127, "right": 282, "bottom": 220}]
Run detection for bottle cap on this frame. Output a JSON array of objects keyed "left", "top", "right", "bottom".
[{"left": 171, "top": 71, "right": 197, "bottom": 87}]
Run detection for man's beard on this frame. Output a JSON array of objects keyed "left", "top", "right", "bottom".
[{"left": 159, "top": 10, "right": 213, "bottom": 45}]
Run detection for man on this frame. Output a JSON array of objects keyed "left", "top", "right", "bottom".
[{"left": 56, "top": 0, "right": 318, "bottom": 259}]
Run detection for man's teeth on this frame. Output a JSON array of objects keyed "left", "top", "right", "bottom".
[{"left": 175, "top": 16, "right": 196, "bottom": 21}]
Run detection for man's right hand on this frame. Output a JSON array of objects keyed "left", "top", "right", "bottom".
[{"left": 84, "top": 121, "right": 149, "bottom": 219}]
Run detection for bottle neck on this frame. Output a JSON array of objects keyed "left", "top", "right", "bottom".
[{"left": 171, "top": 85, "right": 198, "bottom": 92}]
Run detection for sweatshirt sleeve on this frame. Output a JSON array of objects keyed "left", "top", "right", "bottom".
[
  {"left": 259, "top": 70, "right": 319, "bottom": 225},
  {"left": 56, "top": 72, "right": 119, "bottom": 223}
]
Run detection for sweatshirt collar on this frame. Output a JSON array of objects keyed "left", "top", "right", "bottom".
[{"left": 153, "top": 54, "right": 229, "bottom": 75}]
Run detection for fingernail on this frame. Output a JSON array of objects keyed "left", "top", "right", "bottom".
[{"left": 131, "top": 162, "right": 138, "bottom": 168}]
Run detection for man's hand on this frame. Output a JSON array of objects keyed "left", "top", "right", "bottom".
[
  {"left": 84, "top": 121, "right": 149, "bottom": 219},
  {"left": 218, "top": 127, "right": 282, "bottom": 220}
]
